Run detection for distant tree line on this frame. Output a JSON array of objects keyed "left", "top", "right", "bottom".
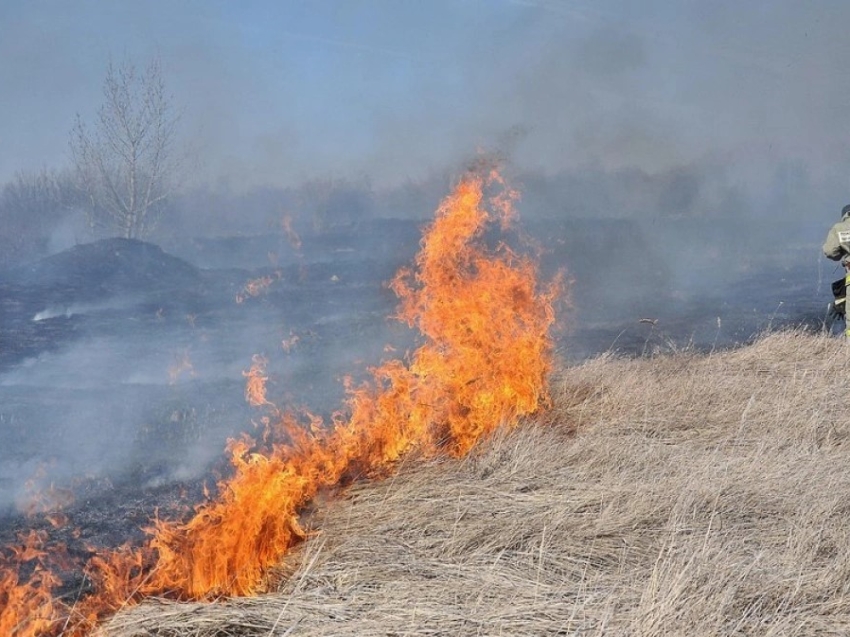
[
  {"left": 0, "top": 54, "right": 446, "bottom": 271},
  {"left": 5, "top": 54, "right": 821, "bottom": 273},
  {"left": 0, "top": 169, "right": 82, "bottom": 268}
]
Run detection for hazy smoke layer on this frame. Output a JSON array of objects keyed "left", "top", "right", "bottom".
[{"left": 0, "top": 1, "right": 841, "bottom": 519}]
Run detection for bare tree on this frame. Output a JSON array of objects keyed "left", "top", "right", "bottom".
[{"left": 70, "top": 58, "right": 180, "bottom": 239}]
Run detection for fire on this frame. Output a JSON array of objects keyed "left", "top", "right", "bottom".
[
  {"left": 0, "top": 531, "right": 62, "bottom": 637},
  {"left": 168, "top": 348, "right": 195, "bottom": 384},
  {"left": 281, "top": 213, "right": 302, "bottom": 252},
  {"left": 243, "top": 354, "right": 274, "bottom": 409},
  {"left": 18, "top": 465, "right": 75, "bottom": 519},
  {"left": 141, "top": 168, "right": 560, "bottom": 598},
  {"left": 235, "top": 271, "right": 281, "bottom": 304},
  {"left": 73, "top": 546, "right": 152, "bottom": 628},
  {"left": 281, "top": 330, "right": 301, "bottom": 353},
  {"left": 0, "top": 167, "right": 562, "bottom": 633}
]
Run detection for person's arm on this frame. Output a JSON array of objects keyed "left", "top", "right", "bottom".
[{"left": 824, "top": 225, "right": 845, "bottom": 260}]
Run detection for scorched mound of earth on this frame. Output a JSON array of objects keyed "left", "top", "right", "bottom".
[
  {"left": 8, "top": 238, "right": 202, "bottom": 294},
  {"left": 0, "top": 238, "right": 207, "bottom": 369}
]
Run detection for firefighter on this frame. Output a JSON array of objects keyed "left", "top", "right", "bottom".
[
  {"left": 823, "top": 204, "right": 850, "bottom": 334},
  {"left": 823, "top": 204, "right": 850, "bottom": 261}
]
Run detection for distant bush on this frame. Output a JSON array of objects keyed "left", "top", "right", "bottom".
[{"left": 0, "top": 169, "right": 84, "bottom": 269}]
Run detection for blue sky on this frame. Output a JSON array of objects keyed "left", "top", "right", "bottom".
[{"left": 2, "top": 1, "right": 850, "bottom": 191}]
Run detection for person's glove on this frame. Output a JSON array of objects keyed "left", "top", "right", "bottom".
[{"left": 827, "top": 301, "right": 845, "bottom": 323}]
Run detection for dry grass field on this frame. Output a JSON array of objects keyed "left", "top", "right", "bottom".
[{"left": 96, "top": 329, "right": 850, "bottom": 636}]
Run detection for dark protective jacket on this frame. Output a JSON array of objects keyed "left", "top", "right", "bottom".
[{"left": 823, "top": 213, "right": 850, "bottom": 261}]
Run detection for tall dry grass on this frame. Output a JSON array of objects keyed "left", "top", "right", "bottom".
[{"left": 96, "top": 329, "right": 850, "bottom": 636}]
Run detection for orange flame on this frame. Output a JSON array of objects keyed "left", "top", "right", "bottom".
[
  {"left": 0, "top": 168, "right": 562, "bottom": 633},
  {"left": 168, "top": 348, "right": 196, "bottom": 385},
  {"left": 235, "top": 272, "right": 281, "bottom": 304},
  {"left": 243, "top": 354, "right": 274, "bottom": 409},
  {"left": 18, "top": 465, "right": 75, "bottom": 519},
  {"left": 0, "top": 531, "right": 62, "bottom": 637},
  {"left": 140, "top": 168, "right": 561, "bottom": 599}
]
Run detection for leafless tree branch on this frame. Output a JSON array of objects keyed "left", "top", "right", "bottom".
[{"left": 70, "top": 57, "right": 181, "bottom": 239}]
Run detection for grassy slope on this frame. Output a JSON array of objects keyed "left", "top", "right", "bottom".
[{"left": 98, "top": 329, "right": 850, "bottom": 636}]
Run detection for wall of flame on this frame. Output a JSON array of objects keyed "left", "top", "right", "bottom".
[{"left": 0, "top": 168, "right": 562, "bottom": 636}]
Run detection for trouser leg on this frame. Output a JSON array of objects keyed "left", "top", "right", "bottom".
[{"left": 844, "top": 270, "right": 850, "bottom": 338}]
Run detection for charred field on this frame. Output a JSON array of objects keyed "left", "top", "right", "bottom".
[
  {"left": 0, "top": 228, "right": 414, "bottom": 563},
  {"left": 0, "top": 215, "right": 832, "bottom": 605}
]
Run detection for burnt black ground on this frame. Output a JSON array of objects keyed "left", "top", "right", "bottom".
[{"left": 0, "top": 220, "right": 833, "bottom": 593}]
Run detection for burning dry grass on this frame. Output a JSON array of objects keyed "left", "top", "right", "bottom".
[
  {"left": 96, "top": 329, "right": 850, "bottom": 636},
  {"left": 2, "top": 167, "right": 559, "bottom": 635}
]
